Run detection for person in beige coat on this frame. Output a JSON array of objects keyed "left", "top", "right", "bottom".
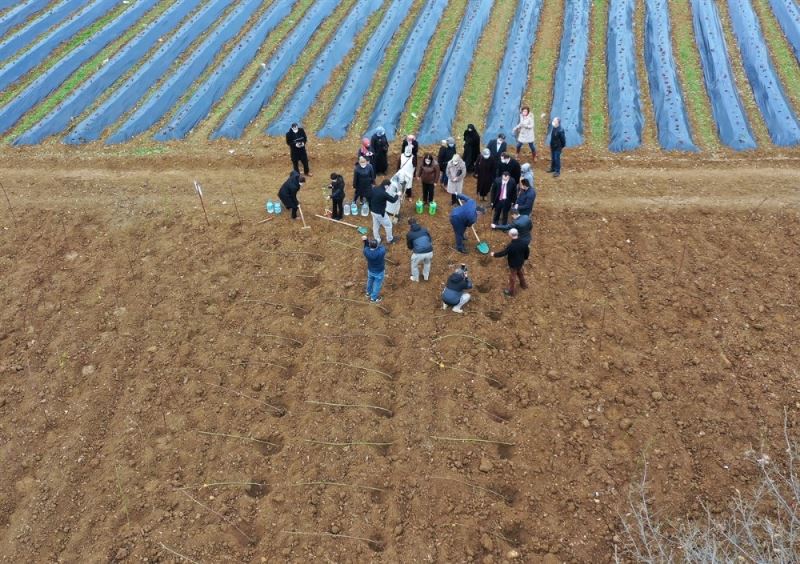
[
  {"left": 513, "top": 106, "right": 536, "bottom": 160},
  {"left": 445, "top": 154, "right": 467, "bottom": 205}
]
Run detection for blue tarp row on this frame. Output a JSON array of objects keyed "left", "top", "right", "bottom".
[
  {"left": 0, "top": 1, "right": 22, "bottom": 12},
  {"left": 365, "top": 0, "right": 449, "bottom": 141},
  {"left": 417, "top": 0, "right": 493, "bottom": 145},
  {"left": 546, "top": 0, "right": 591, "bottom": 148},
  {"left": 769, "top": 0, "right": 800, "bottom": 63},
  {"left": 643, "top": 0, "right": 697, "bottom": 151},
  {"left": 0, "top": 0, "right": 158, "bottom": 136},
  {"left": 690, "top": 0, "right": 755, "bottom": 150},
  {"left": 317, "top": 0, "right": 415, "bottom": 140},
  {"left": 0, "top": 0, "right": 50, "bottom": 40},
  {"left": 70, "top": 0, "right": 236, "bottom": 145},
  {"left": 607, "top": 0, "right": 643, "bottom": 152},
  {"left": 15, "top": 0, "right": 202, "bottom": 146},
  {"left": 267, "top": 0, "right": 381, "bottom": 136},
  {"left": 728, "top": 0, "right": 800, "bottom": 145},
  {"left": 213, "top": 0, "right": 339, "bottom": 139},
  {"left": 483, "top": 0, "right": 543, "bottom": 145},
  {"left": 153, "top": 0, "right": 294, "bottom": 142},
  {"left": 0, "top": 0, "right": 118, "bottom": 94},
  {"left": 109, "top": 0, "right": 251, "bottom": 145},
  {"left": 0, "top": 0, "right": 88, "bottom": 64}
]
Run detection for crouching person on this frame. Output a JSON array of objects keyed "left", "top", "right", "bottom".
[{"left": 441, "top": 264, "right": 472, "bottom": 314}]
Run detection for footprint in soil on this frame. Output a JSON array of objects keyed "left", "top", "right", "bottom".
[
  {"left": 500, "top": 521, "right": 526, "bottom": 547},
  {"left": 245, "top": 480, "right": 270, "bottom": 498},
  {"left": 475, "top": 283, "right": 491, "bottom": 294},
  {"left": 371, "top": 403, "right": 394, "bottom": 418},
  {"left": 267, "top": 398, "right": 288, "bottom": 418},
  {"left": 492, "top": 484, "right": 519, "bottom": 506},
  {"left": 486, "top": 374, "right": 507, "bottom": 390},
  {"left": 367, "top": 531, "right": 386, "bottom": 553},
  {"left": 302, "top": 276, "right": 321, "bottom": 290},
  {"left": 369, "top": 487, "right": 388, "bottom": 504},
  {"left": 256, "top": 433, "right": 284, "bottom": 456},
  {"left": 486, "top": 404, "right": 513, "bottom": 423},
  {"left": 484, "top": 309, "right": 502, "bottom": 321},
  {"left": 496, "top": 443, "right": 514, "bottom": 460}
]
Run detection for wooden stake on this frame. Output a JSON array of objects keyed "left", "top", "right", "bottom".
[
  {"left": 193, "top": 180, "right": 210, "bottom": 227},
  {"left": 0, "top": 181, "right": 16, "bottom": 226},
  {"left": 228, "top": 185, "right": 242, "bottom": 225}
]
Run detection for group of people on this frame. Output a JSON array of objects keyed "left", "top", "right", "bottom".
[{"left": 278, "top": 108, "right": 560, "bottom": 308}]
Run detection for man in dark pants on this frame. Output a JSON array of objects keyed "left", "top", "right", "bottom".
[
  {"left": 491, "top": 209, "right": 532, "bottom": 246},
  {"left": 496, "top": 152, "right": 521, "bottom": 184},
  {"left": 362, "top": 236, "right": 386, "bottom": 303},
  {"left": 328, "top": 172, "right": 345, "bottom": 220},
  {"left": 449, "top": 193, "right": 484, "bottom": 254},
  {"left": 368, "top": 179, "right": 399, "bottom": 244},
  {"left": 488, "top": 132, "right": 507, "bottom": 161},
  {"left": 490, "top": 228, "right": 530, "bottom": 297},
  {"left": 514, "top": 178, "right": 536, "bottom": 217},
  {"left": 285, "top": 122, "right": 311, "bottom": 176},
  {"left": 547, "top": 117, "right": 566, "bottom": 177},
  {"left": 278, "top": 171, "right": 305, "bottom": 219},
  {"left": 490, "top": 171, "right": 517, "bottom": 225}
]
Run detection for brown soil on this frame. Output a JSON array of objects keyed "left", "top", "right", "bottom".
[{"left": 0, "top": 142, "right": 799, "bottom": 563}]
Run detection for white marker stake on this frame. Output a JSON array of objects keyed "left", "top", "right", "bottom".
[{"left": 194, "top": 180, "right": 210, "bottom": 226}]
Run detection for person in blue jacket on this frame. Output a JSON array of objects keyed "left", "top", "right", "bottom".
[
  {"left": 514, "top": 178, "right": 536, "bottom": 216},
  {"left": 362, "top": 236, "right": 386, "bottom": 304},
  {"left": 441, "top": 264, "right": 473, "bottom": 313},
  {"left": 491, "top": 209, "right": 532, "bottom": 246},
  {"left": 449, "top": 193, "right": 485, "bottom": 254}
]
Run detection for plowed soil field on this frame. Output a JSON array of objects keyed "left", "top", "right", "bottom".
[{"left": 0, "top": 142, "right": 798, "bottom": 563}]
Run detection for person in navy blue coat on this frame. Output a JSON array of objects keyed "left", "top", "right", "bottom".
[
  {"left": 362, "top": 236, "right": 387, "bottom": 303},
  {"left": 514, "top": 178, "right": 536, "bottom": 216},
  {"left": 449, "top": 193, "right": 485, "bottom": 254}
]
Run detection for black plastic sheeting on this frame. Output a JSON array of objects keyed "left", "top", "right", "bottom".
[
  {"left": 728, "top": 0, "right": 800, "bottom": 145},
  {"left": 0, "top": 0, "right": 50, "bottom": 40},
  {"left": 74, "top": 0, "right": 237, "bottom": 145},
  {"left": 365, "top": 0, "right": 449, "bottom": 141},
  {"left": 0, "top": 0, "right": 117, "bottom": 94},
  {"left": 267, "top": 0, "right": 380, "bottom": 136},
  {"left": 644, "top": 0, "right": 697, "bottom": 151},
  {"left": 107, "top": 0, "right": 248, "bottom": 144},
  {"left": 690, "top": 0, "right": 755, "bottom": 150},
  {"left": 0, "top": 0, "right": 88, "bottom": 64},
  {"left": 317, "top": 0, "right": 415, "bottom": 140},
  {"left": 0, "top": 0, "right": 157, "bottom": 136},
  {"left": 546, "top": 0, "right": 591, "bottom": 148},
  {"left": 769, "top": 0, "right": 800, "bottom": 63},
  {"left": 154, "top": 0, "right": 293, "bottom": 142},
  {"left": 607, "top": 0, "right": 643, "bottom": 152},
  {"left": 213, "top": 0, "right": 338, "bottom": 139},
  {"left": 15, "top": 0, "right": 201, "bottom": 146},
  {"left": 483, "top": 0, "right": 543, "bottom": 145},
  {"left": 417, "top": 0, "right": 493, "bottom": 145}
]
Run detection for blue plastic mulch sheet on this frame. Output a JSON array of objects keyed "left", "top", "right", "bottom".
[
  {"left": 0, "top": 0, "right": 118, "bottom": 94},
  {"left": 545, "top": 0, "right": 591, "bottom": 148},
  {"left": 0, "top": 0, "right": 157, "bottom": 136},
  {"left": 483, "top": 0, "right": 543, "bottom": 146},
  {"left": 417, "top": 0, "right": 493, "bottom": 145},
  {"left": 643, "top": 0, "right": 697, "bottom": 151},
  {"left": 14, "top": 0, "right": 202, "bottom": 146},
  {"left": 64, "top": 0, "right": 231, "bottom": 144},
  {"left": 690, "top": 0, "right": 756, "bottom": 150},
  {"left": 0, "top": 0, "right": 89, "bottom": 64},
  {"left": 152, "top": 0, "right": 294, "bottom": 142},
  {"left": 768, "top": 0, "right": 800, "bottom": 63},
  {"left": 0, "top": 0, "right": 50, "bottom": 40},
  {"left": 607, "top": 0, "right": 643, "bottom": 152},
  {"left": 213, "top": 0, "right": 339, "bottom": 140},
  {"left": 266, "top": 0, "right": 381, "bottom": 136},
  {"left": 365, "top": 0, "right": 449, "bottom": 141},
  {"left": 317, "top": 0, "right": 415, "bottom": 140},
  {"left": 728, "top": 0, "right": 800, "bottom": 146}
]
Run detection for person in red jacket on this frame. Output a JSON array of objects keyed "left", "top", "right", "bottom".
[{"left": 490, "top": 228, "right": 530, "bottom": 297}]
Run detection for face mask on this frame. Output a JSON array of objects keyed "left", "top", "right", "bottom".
[
  {"left": 502, "top": 158, "right": 509, "bottom": 164},
  {"left": 292, "top": 127, "right": 298, "bottom": 133},
  {"left": 360, "top": 163, "right": 366, "bottom": 168},
  {"left": 425, "top": 158, "right": 431, "bottom": 164}
]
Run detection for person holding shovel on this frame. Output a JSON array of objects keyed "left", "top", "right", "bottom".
[
  {"left": 278, "top": 171, "right": 305, "bottom": 220},
  {"left": 362, "top": 236, "right": 386, "bottom": 304},
  {"left": 449, "top": 193, "right": 485, "bottom": 254},
  {"left": 490, "top": 228, "right": 530, "bottom": 297}
]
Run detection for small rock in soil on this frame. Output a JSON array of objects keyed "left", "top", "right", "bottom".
[
  {"left": 81, "top": 365, "right": 95, "bottom": 376},
  {"left": 479, "top": 458, "right": 493, "bottom": 472},
  {"left": 546, "top": 370, "right": 560, "bottom": 381},
  {"left": 481, "top": 533, "right": 494, "bottom": 551},
  {"left": 651, "top": 391, "right": 663, "bottom": 401},
  {"left": 619, "top": 418, "right": 633, "bottom": 431}
]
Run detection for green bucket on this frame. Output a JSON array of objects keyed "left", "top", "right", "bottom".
[{"left": 428, "top": 201, "right": 437, "bottom": 215}]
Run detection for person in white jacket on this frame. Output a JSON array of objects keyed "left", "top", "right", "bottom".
[
  {"left": 513, "top": 106, "right": 536, "bottom": 161},
  {"left": 386, "top": 145, "right": 414, "bottom": 222},
  {"left": 445, "top": 154, "right": 467, "bottom": 206}
]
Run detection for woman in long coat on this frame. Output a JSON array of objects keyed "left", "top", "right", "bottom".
[
  {"left": 462, "top": 124, "right": 481, "bottom": 173},
  {"left": 475, "top": 148, "right": 494, "bottom": 201},
  {"left": 513, "top": 106, "right": 536, "bottom": 160},
  {"left": 371, "top": 127, "right": 390, "bottom": 174},
  {"left": 445, "top": 154, "right": 467, "bottom": 205}
]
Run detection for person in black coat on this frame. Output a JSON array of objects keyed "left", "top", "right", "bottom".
[
  {"left": 490, "top": 171, "right": 517, "bottom": 225},
  {"left": 437, "top": 137, "right": 456, "bottom": 185},
  {"left": 328, "top": 172, "right": 345, "bottom": 220},
  {"left": 463, "top": 124, "right": 481, "bottom": 173},
  {"left": 371, "top": 127, "right": 390, "bottom": 175},
  {"left": 490, "top": 228, "right": 530, "bottom": 297},
  {"left": 487, "top": 132, "right": 507, "bottom": 161},
  {"left": 353, "top": 156, "right": 376, "bottom": 205},
  {"left": 285, "top": 123, "right": 310, "bottom": 175},
  {"left": 496, "top": 152, "right": 521, "bottom": 184},
  {"left": 475, "top": 148, "right": 495, "bottom": 200},
  {"left": 278, "top": 171, "right": 305, "bottom": 219},
  {"left": 547, "top": 117, "right": 567, "bottom": 177}
]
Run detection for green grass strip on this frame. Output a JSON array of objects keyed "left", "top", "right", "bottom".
[
  {"left": 523, "top": 0, "right": 563, "bottom": 143},
  {"left": 633, "top": 0, "right": 657, "bottom": 147},
  {"left": 669, "top": 0, "right": 719, "bottom": 150},
  {"left": 751, "top": 0, "right": 800, "bottom": 114},
  {"left": 0, "top": 3, "right": 132, "bottom": 108},
  {"left": 454, "top": 0, "right": 517, "bottom": 138},
  {"left": 248, "top": 0, "right": 358, "bottom": 138},
  {"left": 193, "top": 0, "right": 315, "bottom": 139},
  {"left": 401, "top": 0, "right": 469, "bottom": 135},
  {"left": 586, "top": 0, "right": 608, "bottom": 149},
  {"left": 4, "top": 1, "right": 176, "bottom": 143}
]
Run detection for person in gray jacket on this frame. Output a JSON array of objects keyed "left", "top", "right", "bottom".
[
  {"left": 491, "top": 210, "right": 532, "bottom": 246},
  {"left": 406, "top": 218, "right": 434, "bottom": 282}
]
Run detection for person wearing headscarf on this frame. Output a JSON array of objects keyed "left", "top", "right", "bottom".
[
  {"left": 370, "top": 126, "right": 390, "bottom": 175},
  {"left": 520, "top": 162, "right": 534, "bottom": 190},
  {"left": 445, "top": 153, "right": 466, "bottom": 206},
  {"left": 513, "top": 106, "right": 536, "bottom": 160},
  {"left": 352, "top": 155, "right": 375, "bottom": 205},
  {"left": 357, "top": 137, "right": 374, "bottom": 164},
  {"left": 416, "top": 152, "right": 440, "bottom": 206},
  {"left": 395, "top": 143, "right": 416, "bottom": 201},
  {"left": 438, "top": 137, "right": 456, "bottom": 185},
  {"left": 462, "top": 124, "right": 481, "bottom": 173},
  {"left": 475, "top": 148, "right": 495, "bottom": 201}
]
